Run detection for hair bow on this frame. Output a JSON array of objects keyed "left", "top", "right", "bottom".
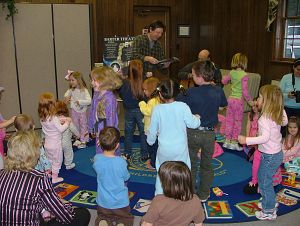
[{"left": 65, "top": 70, "right": 74, "bottom": 80}]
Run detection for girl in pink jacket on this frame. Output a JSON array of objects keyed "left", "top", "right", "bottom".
[{"left": 38, "top": 93, "right": 71, "bottom": 183}]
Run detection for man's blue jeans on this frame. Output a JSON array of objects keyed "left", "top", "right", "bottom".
[
  {"left": 258, "top": 151, "right": 283, "bottom": 213},
  {"left": 124, "top": 108, "right": 147, "bottom": 157}
]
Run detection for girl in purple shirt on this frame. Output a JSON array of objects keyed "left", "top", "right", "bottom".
[{"left": 88, "top": 66, "right": 122, "bottom": 154}]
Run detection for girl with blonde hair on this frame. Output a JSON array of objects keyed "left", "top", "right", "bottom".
[
  {"left": 88, "top": 66, "right": 122, "bottom": 154},
  {"left": 0, "top": 131, "right": 90, "bottom": 225},
  {"left": 14, "top": 114, "right": 52, "bottom": 174},
  {"left": 64, "top": 71, "right": 91, "bottom": 148},
  {"left": 239, "top": 85, "right": 288, "bottom": 220},
  {"left": 222, "top": 53, "right": 253, "bottom": 151}
]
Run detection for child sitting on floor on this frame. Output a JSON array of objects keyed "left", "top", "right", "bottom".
[
  {"left": 283, "top": 116, "right": 300, "bottom": 175},
  {"left": 93, "top": 127, "right": 133, "bottom": 226},
  {"left": 141, "top": 161, "right": 204, "bottom": 226},
  {"left": 14, "top": 114, "right": 52, "bottom": 174}
]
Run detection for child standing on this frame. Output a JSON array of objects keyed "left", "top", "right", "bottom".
[
  {"left": 13, "top": 114, "right": 52, "bottom": 174},
  {"left": 147, "top": 79, "right": 200, "bottom": 195},
  {"left": 283, "top": 116, "right": 300, "bottom": 163},
  {"left": 238, "top": 84, "right": 288, "bottom": 220},
  {"left": 223, "top": 53, "right": 253, "bottom": 151},
  {"left": 38, "top": 92, "right": 71, "bottom": 183},
  {"left": 141, "top": 161, "right": 204, "bottom": 226},
  {"left": 243, "top": 102, "right": 282, "bottom": 194},
  {"left": 177, "top": 60, "right": 228, "bottom": 202},
  {"left": 0, "top": 86, "right": 16, "bottom": 169},
  {"left": 93, "top": 127, "right": 133, "bottom": 226},
  {"left": 119, "top": 60, "right": 148, "bottom": 161},
  {"left": 64, "top": 70, "right": 91, "bottom": 149},
  {"left": 56, "top": 101, "right": 80, "bottom": 170},
  {"left": 139, "top": 77, "right": 160, "bottom": 168},
  {"left": 88, "top": 66, "right": 122, "bottom": 154}
]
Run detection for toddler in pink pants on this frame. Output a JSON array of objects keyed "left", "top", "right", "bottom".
[{"left": 39, "top": 92, "right": 70, "bottom": 183}]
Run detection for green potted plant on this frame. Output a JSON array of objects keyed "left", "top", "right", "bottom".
[{"left": 2, "top": 0, "right": 18, "bottom": 19}]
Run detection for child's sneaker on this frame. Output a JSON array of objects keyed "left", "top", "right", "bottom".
[
  {"left": 98, "top": 220, "right": 109, "bottom": 226},
  {"left": 199, "top": 194, "right": 210, "bottom": 203},
  {"left": 66, "top": 163, "right": 76, "bottom": 170},
  {"left": 73, "top": 140, "right": 81, "bottom": 146},
  {"left": 77, "top": 143, "right": 87, "bottom": 149},
  {"left": 255, "top": 210, "right": 277, "bottom": 220},
  {"left": 52, "top": 176, "right": 64, "bottom": 184}
]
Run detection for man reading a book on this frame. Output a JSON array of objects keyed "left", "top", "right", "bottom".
[{"left": 132, "top": 20, "right": 170, "bottom": 80}]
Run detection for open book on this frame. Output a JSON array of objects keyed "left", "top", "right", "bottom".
[{"left": 157, "top": 57, "right": 180, "bottom": 65}]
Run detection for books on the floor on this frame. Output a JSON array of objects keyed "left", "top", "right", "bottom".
[
  {"left": 281, "top": 178, "right": 300, "bottom": 189},
  {"left": 133, "top": 199, "right": 152, "bottom": 213},
  {"left": 276, "top": 188, "right": 299, "bottom": 206},
  {"left": 235, "top": 199, "right": 260, "bottom": 217},
  {"left": 203, "top": 200, "right": 233, "bottom": 219},
  {"left": 54, "top": 183, "right": 79, "bottom": 199},
  {"left": 70, "top": 190, "right": 97, "bottom": 206}
]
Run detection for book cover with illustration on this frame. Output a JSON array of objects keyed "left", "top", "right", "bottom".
[
  {"left": 203, "top": 200, "right": 233, "bottom": 219},
  {"left": 70, "top": 190, "right": 97, "bottom": 206},
  {"left": 133, "top": 199, "right": 152, "bottom": 213},
  {"left": 276, "top": 188, "right": 299, "bottom": 206},
  {"left": 281, "top": 178, "right": 300, "bottom": 189},
  {"left": 235, "top": 199, "right": 260, "bottom": 217},
  {"left": 54, "top": 183, "right": 79, "bottom": 199}
]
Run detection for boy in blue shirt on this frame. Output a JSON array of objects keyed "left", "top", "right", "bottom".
[{"left": 93, "top": 127, "right": 133, "bottom": 226}]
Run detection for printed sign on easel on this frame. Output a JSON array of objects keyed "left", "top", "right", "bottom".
[{"left": 103, "top": 36, "right": 134, "bottom": 75}]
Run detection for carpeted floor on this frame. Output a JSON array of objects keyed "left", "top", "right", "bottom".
[{"left": 57, "top": 138, "right": 300, "bottom": 223}]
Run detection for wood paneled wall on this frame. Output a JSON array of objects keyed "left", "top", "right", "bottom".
[
  {"left": 13, "top": 0, "right": 293, "bottom": 84},
  {"left": 195, "top": 0, "right": 292, "bottom": 85},
  {"left": 94, "top": 0, "right": 198, "bottom": 79}
]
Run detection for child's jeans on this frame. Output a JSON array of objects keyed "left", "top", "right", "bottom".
[
  {"left": 124, "top": 108, "right": 147, "bottom": 157},
  {"left": 258, "top": 151, "right": 283, "bottom": 213}
]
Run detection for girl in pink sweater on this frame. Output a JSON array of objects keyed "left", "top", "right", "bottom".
[
  {"left": 243, "top": 101, "right": 283, "bottom": 195},
  {"left": 238, "top": 85, "right": 288, "bottom": 221}
]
